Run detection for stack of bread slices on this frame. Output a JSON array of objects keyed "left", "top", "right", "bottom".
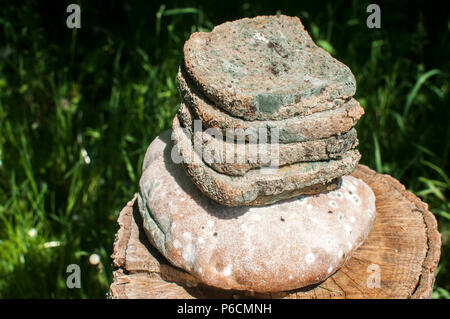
[{"left": 138, "top": 15, "right": 376, "bottom": 293}]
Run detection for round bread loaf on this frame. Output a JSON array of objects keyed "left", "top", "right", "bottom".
[{"left": 138, "top": 131, "right": 376, "bottom": 292}]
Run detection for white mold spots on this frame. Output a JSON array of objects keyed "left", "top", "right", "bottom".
[
  {"left": 327, "top": 266, "right": 333, "bottom": 274},
  {"left": 254, "top": 32, "right": 269, "bottom": 43},
  {"left": 338, "top": 250, "right": 344, "bottom": 259},
  {"left": 306, "top": 204, "right": 313, "bottom": 211},
  {"left": 347, "top": 242, "right": 352, "bottom": 249},
  {"left": 348, "top": 185, "right": 357, "bottom": 194},
  {"left": 207, "top": 220, "right": 214, "bottom": 228},
  {"left": 182, "top": 243, "right": 196, "bottom": 264},
  {"left": 350, "top": 216, "right": 356, "bottom": 223},
  {"left": 289, "top": 275, "right": 293, "bottom": 280},
  {"left": 198, "top": 267, "right": 203, "bottom": 274},
  {"left": 223, "top": 264, "right": 233, "bottom": 277},
  {"left": 344, "top": 224, "right": 352, "bottom": 236},
  {"left": 305, "top": 253, "right": 315, "bottom": 264},
  {"left": 342, "top": 179, "right": 349, "bottom": 188},
  {"left": 352, "top": 194, "right": 360, "bottom": 205},
  {"left": 325, "top": 238, "right": 334, "bottom": 253},
  {"left": 183, "top": 232, "right": 192, "bottom": 240},
  {"left": 173, "top": 239, "right": 181, "bottom": 249},
  {"left": 197, "top": 237, "right": 205, "bottom": 244}
]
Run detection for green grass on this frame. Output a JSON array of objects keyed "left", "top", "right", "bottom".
[{"left": 0, "top": 0, "right": 448, "bottom": 298}]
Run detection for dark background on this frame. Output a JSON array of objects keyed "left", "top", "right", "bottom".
[{"left": 0, "top": 0, "right": 448, "bottom": 298}]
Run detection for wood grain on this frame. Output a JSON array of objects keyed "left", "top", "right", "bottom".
[{"left": 109, "top": 165, "right": 441, "bottom": 299}]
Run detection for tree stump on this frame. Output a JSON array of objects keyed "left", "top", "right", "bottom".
[{"left": 109, "top": 165, "right": 441, "bottom": 299}]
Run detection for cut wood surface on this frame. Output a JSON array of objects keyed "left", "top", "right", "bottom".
[{"left": 109, "top": 164, "right": 441, "bottom": 299}]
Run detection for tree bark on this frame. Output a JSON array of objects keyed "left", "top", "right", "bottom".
[{"left": 109, "top": 164, "right": 441, "bottom": 299}]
